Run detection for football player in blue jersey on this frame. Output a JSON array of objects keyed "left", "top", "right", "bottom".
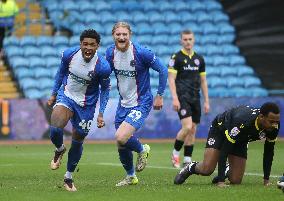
[
  {"left": 47, "top": 29, "right": 111, "bottom": 191},
  {"left": 106, "top": 22, "right": 168, "bottom": 186}
]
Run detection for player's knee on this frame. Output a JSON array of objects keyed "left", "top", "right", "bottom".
[
  {"left": 202, "top": 167, "right": 214, "bottom": 176},
  {"left": 50, "top": 114, "right": 67, "bottom": 128},
  {"left": 229, "top": 176, "right": 242, "bottom": 184},
  {"left": 182, "top": 125, "right": 192, "bottom": 133},
  {"left": 198, "top": 163, "right": 214, "bottom": 176},
  {"left": 115, "top": 134, "right": 127, "bottom": 145}
]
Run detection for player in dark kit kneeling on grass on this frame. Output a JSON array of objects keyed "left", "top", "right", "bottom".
[{"left": 174, "top": 102, "right": 280, "bottom": 187}]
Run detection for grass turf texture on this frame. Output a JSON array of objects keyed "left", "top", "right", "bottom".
[{"left": 0, "top": 141, "right": 283, "bottom": 201}]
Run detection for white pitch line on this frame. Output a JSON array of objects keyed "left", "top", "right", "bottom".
[
  {"left": 0, "top": 161, "right": 281, "bottom": 179},
  {"left": 96, "top": 162, "right": 281, "bottom": 178}
]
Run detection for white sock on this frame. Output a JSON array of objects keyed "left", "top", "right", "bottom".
[
  {"left": 56, "top": 144, "right": 65, "bottom": 152},
  {"left": 65, "top": 171, "right": 72, "bottom": 179},
  {"left": 184, "top": 156, "right": 192, "bottom": 163},
  {"left": 172, "top": 149, "right": 180, "bottom": 157}
]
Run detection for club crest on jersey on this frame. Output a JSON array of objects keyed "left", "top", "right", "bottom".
[
  {"left": 259, "top": 131, "right": 266, "bottom": 139},
  {"left": 180, "top": 109, "right": 187, "bottom": 116},
  {"left": 130, "top": 60, "right": 135, "bottom": 67},
  {"left": 87, "top": 71, "right": 96, "bottom": 79},
  {"left": 194, "top": 59, "right": 200, "bottom": 65},
  {"left": 230, "top": 127, "right": 240, "bottom": 137},
  {"left": 208, "top": 138, "right": 215, "bottom": 145}
]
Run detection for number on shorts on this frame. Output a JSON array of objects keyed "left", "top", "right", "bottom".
[
  {"left": 128, "top": 110, "right": 142, "bottom": 122},
  {"left": 79, "top": 119, "right": 92, "bottom": 131}
]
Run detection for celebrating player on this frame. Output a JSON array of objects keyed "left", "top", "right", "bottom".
[
  {"left": 47, "top": 29, "right": 111, "bottom": 191},
  {"left": 105, "top": 22, "right": 168, "bottom": 186},
  {"left": 174, "top": 102, "right": 280, "bottom": 187}
]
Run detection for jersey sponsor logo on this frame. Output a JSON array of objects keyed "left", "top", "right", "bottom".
[
  {"left": 207, "top": 138, "right": 215, "bottom": 145},
  {"left": 230, "top": 127, "right": 240, "bottom": 137},
  {"left": 250, "top": 108, "right": 259, "bottom": 115},
  {"left": 194, "top": 59, "right": 200, "bottom": 65},
  {"left": 114, "top": 69, "right": 137, "bottom": 78},
  {"left": 69, "top": 72, "right": 90, "bottom": 85},
  {"left": 130, "top": 59, "right": 136, "bottom": 67},
  {"left": 180, "top": 109, "right": 187, "bottom": 116},
  {"left": 183, "top": 65, "right": 199, "bottom": 71},
  {"left": 168, "top": 59, "right": 175, "bottom": 67}
]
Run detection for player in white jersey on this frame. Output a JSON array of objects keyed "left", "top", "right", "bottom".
[
  {"left": 47, "top": 29, "right": 111, "bottom": 191},
  {"left": 106, "top": 22, "right": 168, "bottom": 186}
]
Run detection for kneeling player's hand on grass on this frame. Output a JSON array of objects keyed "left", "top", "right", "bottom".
[
  {"left": 217, "top": 182, "right": 229, "bottom": 188},
  {"left": 97, "top": 113, "right": 105, "bottom": 128}
]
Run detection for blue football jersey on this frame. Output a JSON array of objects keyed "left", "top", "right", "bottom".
[
  {"left": 52, "top": 46, "right": 111, "bottom": 111},
  {"left": 105, "top": 42, "right": 167, "bottom": 108}
]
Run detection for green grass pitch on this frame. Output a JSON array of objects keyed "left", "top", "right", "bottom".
[{"left": 0, "top": 141, "right": 283, "bottom": 201}]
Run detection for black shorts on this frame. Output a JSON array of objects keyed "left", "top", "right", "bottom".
[
  {"left": 205, "top": 119, "right": 248, "bottom": 159},
  {"left": 178, "top": 99, "right": 201, "bottom": 123}
]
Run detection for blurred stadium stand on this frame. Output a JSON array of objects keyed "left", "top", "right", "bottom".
[
  {"left": 2, "top": 0, "right": 276, "bottom": 99},
  {"left": 222, "top": 0, "right": 284, "bottom": 95}
]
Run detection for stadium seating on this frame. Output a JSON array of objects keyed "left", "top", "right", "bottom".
[{"left": 3, "top": 0, "right": 268, "bottom": 99}]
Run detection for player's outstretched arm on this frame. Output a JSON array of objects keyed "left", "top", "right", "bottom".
[
  {"left": 263, "top": 138, "right": 275, "bottom": 186},
  {"left": 151, "top": 58, "right": 168, "bottom": 99},
  {"left": 49, "top": 51, "right": 70, "bottom": 105},
  {"left": 98, "top": 60, "right": 111, "bottom": 122}
]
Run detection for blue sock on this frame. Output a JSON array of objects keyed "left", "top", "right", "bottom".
[
  {"left": 124, "top": 135, "right": 143, "bottom": 153},
  {"left": 118, "top": 146, "right": 134, "bottom": 176},
  {"left": 49, "top": 126, "right": 63, "bottom": 148},
  {"left": 67, "top": 139, "right": 83, "bottom": 172}
]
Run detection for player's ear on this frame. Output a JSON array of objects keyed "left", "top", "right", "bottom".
[{"left": 259, "top": 114, "right": 265, "bottom": 121}]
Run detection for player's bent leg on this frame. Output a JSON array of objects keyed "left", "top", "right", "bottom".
[
  {"left": 115, "top": 121, "right": 150, "bottom": 172},
  {"left": 196, "top": 148, "right": 219, "bottom": 176},
  {"left": 115, "top": 122, "right": 136, "bottom": 146},
  {"left": 227, "top": 155, "right": 246, "bottom": 184},
  {"left": 50, "top": 105, "right": 73, "bottom": 170},
  {"left": 174, "top": 148, "right": 219, "bottom": 185}
]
